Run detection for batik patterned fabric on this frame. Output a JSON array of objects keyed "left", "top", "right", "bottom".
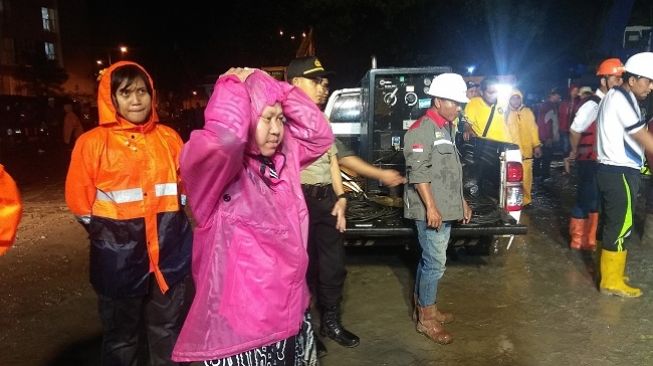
[{"left": 202, "top": 313, "right": 318, "bottom": 366}]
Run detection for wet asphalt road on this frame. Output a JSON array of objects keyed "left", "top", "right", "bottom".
[{"left": 2, "top": 148, "right": 653, "bottom": 366}]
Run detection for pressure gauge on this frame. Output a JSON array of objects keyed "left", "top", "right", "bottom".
[{"left": 423, "top": 77, "right": 431, "bottom": 86}]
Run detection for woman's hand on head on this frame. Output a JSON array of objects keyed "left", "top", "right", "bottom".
[{"left": 222, "top": 67, "right": 256, "bottom": 82}]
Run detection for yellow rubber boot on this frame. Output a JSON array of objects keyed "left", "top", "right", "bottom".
[
  {"left": 595, "top": 243, "right": 629, "bottom": 282},
  {"left": 599, "top": 249, "right": 642, "bottom": 298}
]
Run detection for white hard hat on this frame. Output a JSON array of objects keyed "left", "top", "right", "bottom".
[
  {"left": 427, "top": 73, "right": 469, "bottom": 104},
  {"left": 624, "top": 52, "right": 653, "bottom": 80}
]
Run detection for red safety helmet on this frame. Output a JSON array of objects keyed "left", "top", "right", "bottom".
[{"left": 596, "top": 58, "right": 624, "bottom": 76}]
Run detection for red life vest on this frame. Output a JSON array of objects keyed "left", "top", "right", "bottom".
[{"left": 576, "top": 95, "right": 602, "bottom": 161}]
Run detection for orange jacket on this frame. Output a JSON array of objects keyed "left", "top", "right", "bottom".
[
  {"left": 65, "top": 61, "right": 191, "bottom": 297},
  {"left": 0, "top": 164, "right": 22, "bottom": 256}
]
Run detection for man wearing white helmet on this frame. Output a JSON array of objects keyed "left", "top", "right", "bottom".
[
  {"left": 403, "top": 72, "right": 472, "bottom": 345},
  {"left": 595, "top": 52, "right": 653, "bottom": 298}
]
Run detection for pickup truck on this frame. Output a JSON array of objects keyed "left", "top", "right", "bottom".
[{"left": 325, "top": 67, "right": 527, "bottom": 249}]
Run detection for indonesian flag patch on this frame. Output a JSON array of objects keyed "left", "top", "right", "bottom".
[{"left": 412, "top": 143, "right": 424, "bottom": 153}]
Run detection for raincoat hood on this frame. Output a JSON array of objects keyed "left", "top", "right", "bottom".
[
  {"left": 97, "top": 61, "right": 159, "bottom": 132},
  {"left": 509, "top": 89, "right": 524, "bottom": 111},
  {"left": 243, "top": 70, "right": 291, "bottom": 156}
]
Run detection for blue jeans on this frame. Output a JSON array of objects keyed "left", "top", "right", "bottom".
[
  {"left": 559, "top": 132, "right": 570, "bottom": 157},
  {"left": 414, "top": 221, "right": 451, "bottom": 307},
  {"left": 571, "top": 160, "right": 599, "bottom": 218}
]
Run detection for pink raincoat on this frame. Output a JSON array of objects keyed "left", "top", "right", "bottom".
[{"left": 172, "top": 71, "right": 333, "bottom": 362}]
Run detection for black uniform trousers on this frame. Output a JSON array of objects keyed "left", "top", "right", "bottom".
[
  {"left": 303, "top": 184, "right": 347, "bottom": 308},
  {"left": 597, "top": 165, "right": 641, "bottom": 252},
  {"left": 97, "top": 275, "right": 189, "bottom": 366}
]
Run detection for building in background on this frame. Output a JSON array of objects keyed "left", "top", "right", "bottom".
[
  {"left": 0, "top": 0, "right": 64, "bottom": 96},
  {"left": 0, "top": 0, "right": 97, "bottom": 102}
]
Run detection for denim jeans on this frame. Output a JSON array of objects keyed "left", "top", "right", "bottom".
[
  {"left": 559, "top": 132, "right": 570, "bottom": 157},
  {"left": 414, "top": 220, "right": 451, "bottom": 307}
]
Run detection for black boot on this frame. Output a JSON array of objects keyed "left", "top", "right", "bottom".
[
  {"left": 316, "top": 337, "right": 328, "bottom": 358},
  {"left": 320, "top": 305, "right": 360, "bottom": 348}
]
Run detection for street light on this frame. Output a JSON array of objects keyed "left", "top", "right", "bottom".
[{"left": 104, "top": 45, "right": 129, "bottom": 65}]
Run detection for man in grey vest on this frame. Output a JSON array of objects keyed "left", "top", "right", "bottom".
[{"left": 403, "top": 73, "right": 472, "bottom": 345}]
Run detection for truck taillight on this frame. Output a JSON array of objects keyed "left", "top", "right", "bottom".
[
  {"left": 506, "top": 162, "right": 523, "bottom": 182},
  {"left": 505, "top": 184, "right": 523, "bottom": 211}
]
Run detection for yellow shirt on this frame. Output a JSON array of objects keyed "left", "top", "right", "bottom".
[
  {"left": 464, "top": 96, "right": 512, "bottom": 143},
  {"left": 506, "top": 106, "right": 541, "bottom": 159}
]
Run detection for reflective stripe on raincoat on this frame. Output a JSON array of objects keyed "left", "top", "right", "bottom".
[{"left": 65, "top": 61, "right": 192, "bottom": 297}]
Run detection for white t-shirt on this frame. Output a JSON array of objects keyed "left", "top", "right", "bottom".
[
  {"left": 596, "top": 88, "right": 645, "bottom": 169},
  {"left": 570, "top": 89, "right": 605, "bottom": 133}
]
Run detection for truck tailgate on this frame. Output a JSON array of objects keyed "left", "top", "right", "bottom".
[{"left": 345, "top": 209, "right": 527, "bottom": 238}]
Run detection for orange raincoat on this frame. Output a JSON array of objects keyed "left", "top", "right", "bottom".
[
  {"left": 0, "top": 164, "right": 22, "bottom": 256},
  {"left": 65, "top": 61, "right": 192, "bottom": 297}
]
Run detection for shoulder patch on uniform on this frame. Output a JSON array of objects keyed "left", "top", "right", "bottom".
[
  {"left": 412, "top": 143, "right": 424, "bottom": 153},
  {"left": 435, "top": 131, "right": 444, "bottom": 139}
]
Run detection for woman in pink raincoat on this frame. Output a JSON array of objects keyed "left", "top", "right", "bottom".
[{"left": 173, "top": 68, "right": 333, "bottom": 365}]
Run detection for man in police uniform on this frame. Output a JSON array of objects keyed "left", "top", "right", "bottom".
[
  {"left": 404, "top": 73, "right": 472, "bottom": 344},
  {"left": 595, "top": 52, "right": 653, "bottom": 298},
  {"left": 287, "top": 56, "right": 359, "bottom": 354}
]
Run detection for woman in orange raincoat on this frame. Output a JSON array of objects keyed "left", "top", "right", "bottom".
[{"left": 65, "top": 61, "right": 192, "bottom": 365}]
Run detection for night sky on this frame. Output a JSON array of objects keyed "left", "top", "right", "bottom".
[{"left": 63, "top": 0, "right": 652, "bottom": 96}]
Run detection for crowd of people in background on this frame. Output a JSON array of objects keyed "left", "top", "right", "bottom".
[{"left": 462, "top": 54, "right": 653, "bottom": 302}]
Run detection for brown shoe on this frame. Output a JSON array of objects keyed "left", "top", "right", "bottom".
[
  {"left": 417, "top": 305, "right": 453, "bottom": 344},
  {"left": 412, "top": 294, "right": 454, "bottom": 324},
  {"left": 433, "top": 305, "right": 454, "bottom": 324}
]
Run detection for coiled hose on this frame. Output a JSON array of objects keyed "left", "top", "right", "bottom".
[
  {"left": 346, "top": 193, "right": 403, "bottom": 224},
  {"left": 345, "top": 191, "right": 501, "bottom": 225}
]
